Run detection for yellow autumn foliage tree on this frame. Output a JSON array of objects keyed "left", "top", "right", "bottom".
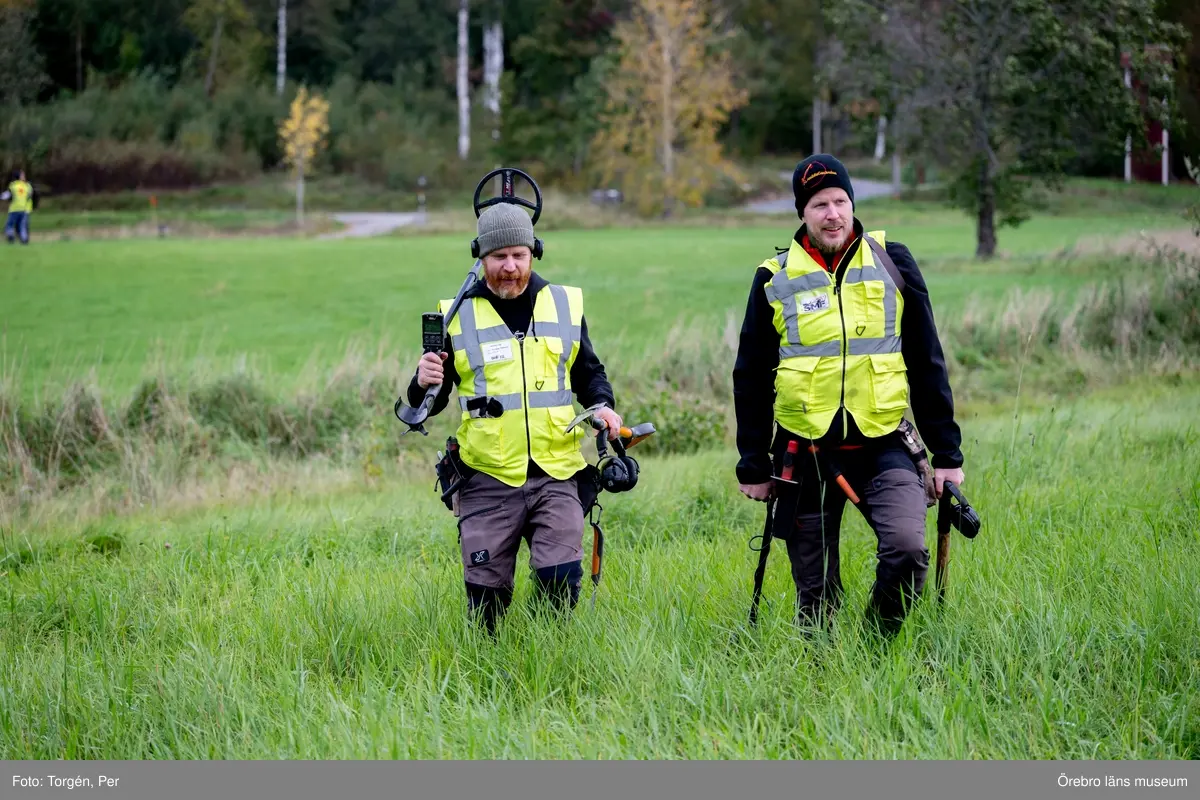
[
  {"left": 279, "top": 86, "right": 330, "bottom": 227},
  {"left": 591, "top": 0, "right": 749, "bottom": 217}
]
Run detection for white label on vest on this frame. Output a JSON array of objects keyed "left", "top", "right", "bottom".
[
  {"left": 799, "top": 291, "right": 830, "bottom": 314},
  {"left": 481, "top": 340, "right": 514, "bottom": 364}
]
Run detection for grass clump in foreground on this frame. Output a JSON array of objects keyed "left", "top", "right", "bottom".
[{"left": 1, "top": 380, "right": 1198, "bottom": 758}]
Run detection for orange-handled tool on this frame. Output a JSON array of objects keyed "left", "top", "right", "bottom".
[{"left": 808, "top": 445, "right": 860, "bottom": 505}]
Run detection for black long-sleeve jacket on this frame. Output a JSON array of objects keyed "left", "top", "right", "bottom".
[
  {"left": 406, "top": 271, "right": 616, "bottom": 419},
  {"left": 733, "top": 221, "right": 964, "bottom": 485}
]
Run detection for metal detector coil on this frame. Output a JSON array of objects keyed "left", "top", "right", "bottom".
[
  {"left": 394, "top": 167, "right": 545, "bottom": 436},
  {"left": 471, "top": 167, "right": 545, "bottom": 259}
]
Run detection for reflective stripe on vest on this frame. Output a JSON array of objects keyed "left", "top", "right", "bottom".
[
  {"left": 442, "top": 283, "right": 587, "bottom": 487},
  {"left": 759, "top": 229, "right": 908, "bottom": 439}
]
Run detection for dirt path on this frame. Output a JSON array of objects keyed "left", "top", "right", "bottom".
[
  {"left": 742, "top": 171, "right": 897, "bottom": 214},
  {"left": 321, "top": 212, "right": 425, "bottom": 239}
]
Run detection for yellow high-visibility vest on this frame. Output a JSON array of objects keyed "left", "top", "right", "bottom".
[
  {"left": 759, "top": 230, "right": 908, "bottom": 440},
  {"left": 7, "top": 181, "right": 33, "bottom": 214},
  {"left": 442, "top": 284, "right": 588, "bottom": 487}
]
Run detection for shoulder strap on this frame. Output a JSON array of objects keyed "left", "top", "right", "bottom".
[{"left": 863, "top": 235, "right": 905, "bottom": 293}]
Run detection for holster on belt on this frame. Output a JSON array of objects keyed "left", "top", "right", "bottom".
[
  {"left": 896, "top": 419, "right": 938, "bottom": 508},
  {"left": 435, "top": 437, "right": 474, "bottom": 516}
]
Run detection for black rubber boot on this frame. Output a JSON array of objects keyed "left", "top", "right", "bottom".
[
  {"left": 466, "top": 581, "right": 513, "bottom": 636},
  {"left": 533, "top": 561, "right": 583, "bottom": 615}
]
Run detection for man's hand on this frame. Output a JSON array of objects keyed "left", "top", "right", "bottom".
[
  {"left": 416, "top": 351, "right": 448, "bottom": 389},
  {"left": 934, "top": 467, "right": 965, "bottom": 499},
  {"left": 739, "top": 482, "right": 773, "bottom": 502},
  {"left": 594, "top": 406, "right": 623, "bottom": 440}
]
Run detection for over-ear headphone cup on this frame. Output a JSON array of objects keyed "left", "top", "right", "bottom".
[
  {"left": 598, "top": 454, "right": 638, "bottom": 493},
  {"left": 533, "top": 238, "right": 544, "bottom": 259},
  {"left": 622, "top": 455, "right": 639, "bottom": 488}
]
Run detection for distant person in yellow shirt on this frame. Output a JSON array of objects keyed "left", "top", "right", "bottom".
[{"left": 4, "top": 169, "right": 35, "bottom": 245}]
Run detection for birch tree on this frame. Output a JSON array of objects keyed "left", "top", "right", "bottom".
[
  {"left": 591, "top": 0, "right": 749, "bottom": 217},
  {"left": 276, "top": 0, "right": 287, "bottom": 96},
  {"left": 457, "top": 0, "right": 470, "bottom": 160},
  {"left": 483, "top": 16, "right": 504, "bottom": 140},
  {"left": 280, "top": 87, "right": 330, "bottom": 228}
]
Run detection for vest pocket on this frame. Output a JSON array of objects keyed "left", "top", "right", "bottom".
[
  {"left": 775, "top": 357, "right": 819, "bottom": 415},
  {"left": 540, "top": 334, "right": 564, "bottom": 380},
  {"left": 546, "top": 405, "right": 582, "bottom": 457},
  {"left": 462, "top": 417, "right": 506, "bottom": 470},
  {"left": 867, "top": 353, "right": 908, "bottom": 411}
]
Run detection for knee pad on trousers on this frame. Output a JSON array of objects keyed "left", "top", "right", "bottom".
[
  {"left": 466, "top": 581, "right": 513, "bottom": 635},
  {"left": 534, "top": 561, "right": 583, "bottom": 611}
]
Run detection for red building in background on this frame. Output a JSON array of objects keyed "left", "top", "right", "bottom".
[{"left": 1123, "top": 45, "right": 1175, "bottom": 184}]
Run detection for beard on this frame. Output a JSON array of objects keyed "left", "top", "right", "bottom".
[
  {"left": 486, "top": 270, "right": 531, "bottom": 299},
  {"left": 810, "top": 225, "right": 850, "bottom": 255}
]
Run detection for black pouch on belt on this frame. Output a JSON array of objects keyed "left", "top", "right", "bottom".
[
  {"left": 575, "top": 464, "right": 603, "bottom": 518},
  {"left": 896, "top": 419, "right": 938, "bottom": 508},
  {"left": 435, "top": 437, "right": 474, "bottom": 513}
]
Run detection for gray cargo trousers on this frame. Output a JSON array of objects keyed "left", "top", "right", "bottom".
[
  {"left": 455, "top": 469, "right": 586, "bottom": 633},
  {"left": 771, "top": 431, "right": 931, "bottom": 635}
]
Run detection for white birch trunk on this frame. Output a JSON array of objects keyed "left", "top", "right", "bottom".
[
  {"left": 483, "top": 21, "right": 503, "bottom": 116},
  {"left": 276, "top": 0, "right": 287, "bottom": 96},
  {"left": 457, "top": 0, "right": 470, "bottom": 160},
  {"left": 296, "top": 154, "right": 305, "bottom": 228}
]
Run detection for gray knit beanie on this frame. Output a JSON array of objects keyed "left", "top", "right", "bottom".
[{"left": 475, "top": 203, "right": 535, "bottom": 257}]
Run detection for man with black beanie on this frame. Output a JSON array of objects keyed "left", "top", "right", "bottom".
[{"left": 732, "top": 153, "right": 965, "bottom": 636}]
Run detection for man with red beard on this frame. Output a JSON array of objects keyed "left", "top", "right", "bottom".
[
  {"left": 407, "top": 202, "right": 622, "bottom": 634},
  {"left": 733, "top": 154, "right": 965, "bottom": 637}
]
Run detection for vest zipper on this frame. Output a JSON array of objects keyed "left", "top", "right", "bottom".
[
  {"left": 516, "top": 332, "right": 532, "bottom": 461},
  {"left": 832, "top": 244, "right": 854, "bottom": 438}
]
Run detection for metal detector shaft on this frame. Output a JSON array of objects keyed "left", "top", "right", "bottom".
[{"left": 395, "top": 260, "right": 483, "bottom": 435}]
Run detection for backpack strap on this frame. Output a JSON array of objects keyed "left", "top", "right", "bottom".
[{"left": 863, "top": 235, "right": 906, "bottom": 293}]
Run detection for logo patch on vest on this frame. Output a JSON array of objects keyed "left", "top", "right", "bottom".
[
  {"left": 470, "top": 549, "right": 490, "bottom": 565},
  {"left": 481, "top": 340, "right": 514, "bottom": 364},
  {"left": 799, "top": 291, "right": 830, "bottom": 314}
]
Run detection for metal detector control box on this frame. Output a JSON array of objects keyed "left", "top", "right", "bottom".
[{"left": 422, "top": 313, "right": 445, "bottom": 354}]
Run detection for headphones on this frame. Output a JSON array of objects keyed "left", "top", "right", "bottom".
[
  {"left": 597, "top": 439, "right": 639, "bottom": 494},
  {"left": 471, "top": 168, "right": 545, "bottom": 261},
  {"left": 471, "top": 230, "right": 544, "bottom": 260}
]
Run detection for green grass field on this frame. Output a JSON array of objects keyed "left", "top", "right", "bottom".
[
  {"left": 2, "top": 183, "right": 1199, "bottom": 759},
  {"left": 2, "top": 189, "right": 1191, "bottom": 401}
]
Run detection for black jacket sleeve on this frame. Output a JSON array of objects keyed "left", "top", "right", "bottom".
[
  {"left": 405, "top": 336, "right": 459, "bottom": 417},
  {"left": 571, "top": 316, "right": 616, "bottom": 410},
  {"left": 888, "top": 242, "right": 964, "bottom": 469},
  {"left": 732, "top": 267, "right": 780, "bottom": 485}
]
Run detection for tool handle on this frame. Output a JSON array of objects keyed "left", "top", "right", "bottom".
[
  {"left": 781, "top": 440, "right": 799, "bottom": 482},
  {"left": 591, "top": 523, "right": 604, "bottom": 584},
  {"left": 835, "top": 474, "right": 860, "bottom": 505}
]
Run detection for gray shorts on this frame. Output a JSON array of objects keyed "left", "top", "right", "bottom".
[{"left": 456, "top": 471, "right": 585, "bottom": 588}]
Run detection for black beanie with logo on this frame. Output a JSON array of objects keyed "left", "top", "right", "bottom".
[{"left": 792, "top": 154, "right": 855, "bottom": 216}]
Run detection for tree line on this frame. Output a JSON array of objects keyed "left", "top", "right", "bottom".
[{"left": 0, "top": 0, "right": 1195, "bottom": 255}]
